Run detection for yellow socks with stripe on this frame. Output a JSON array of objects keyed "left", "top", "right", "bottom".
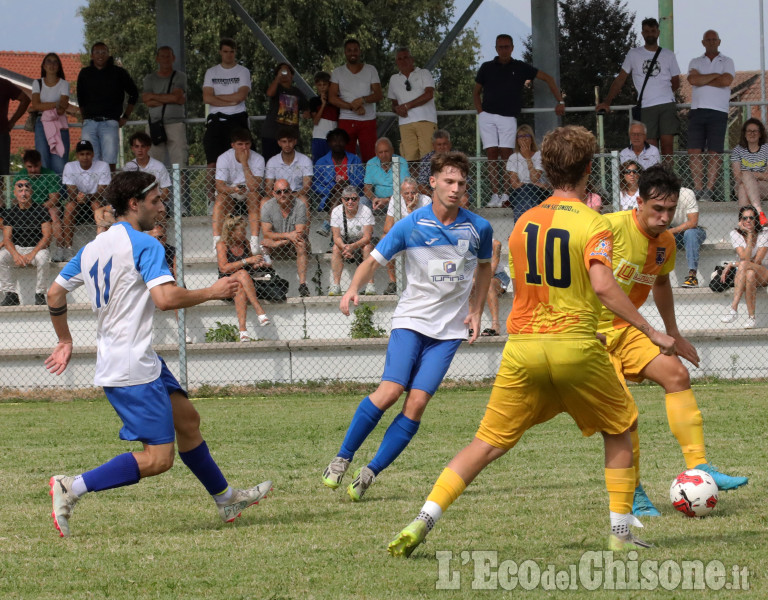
[
  {"left": 605, "top": 467, "right": 635, "bottom": 515},
  {"left": 630, "top": 428, "right": 641, "bottom": 487},
  {"left": 665, "top": 389, "right": 706, "bottom": 469},
  {"left": 417, "top": 468, "right": 467, "bottom": 532}
]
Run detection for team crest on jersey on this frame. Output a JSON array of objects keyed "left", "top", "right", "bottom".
[
  {"left": 656, "top": 247, "right": 666, "bottom": 265},
  {"left": 456, "top": 239, "right": 470, "bottom": 254}
]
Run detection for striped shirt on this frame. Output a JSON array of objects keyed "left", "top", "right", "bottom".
[{"left": 730, "top": 144, "right": 768, "bottom": 172}]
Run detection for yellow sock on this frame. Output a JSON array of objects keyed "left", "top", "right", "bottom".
[
  {"left": 665, "top": 389, "right": 706, "bottom": 469},
  {"left": 426, "top": 467, "right": 467, "bottom": 512},
  {"left": 605, "top": 467, "right": 635, "bottom": 514},
  {"left": 630, "top": 428, "right": 640, "bottom": 487}
]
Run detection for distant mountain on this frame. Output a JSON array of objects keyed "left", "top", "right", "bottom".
[{"left": 453, "top": 0, "right": 532, "bottom": 64}]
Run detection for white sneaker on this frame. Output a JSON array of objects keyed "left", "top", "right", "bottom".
[
  {"left": 364, "top": 282, "right": 377, "bottom": 295},
  {"left": 185, "top": 335, "right": 192, "bottom": 344},
  {"left": 217, "top": 481, "right": 272, "bottom": 523},
  {"left": 239, "top": 330, "right": 255, "bottom": 342},
  {"left": 258, "top": 314, "right": 270, "bottom": 327},
  {"left": 487, "top": 193, "right": 503, "bottom": 208},
  {"left": 328, "top": 284, "right": 342, "bottom": 296},
  {"left": 49, "top": 475, "right": 79, "bottom": 537},
  {"left": 744, "top": 316, "right": 757, "bottom": 329},
  {"left": 500, "top": 193, "right": 510, "bottom": 206},
  {"left": 721, "top": 308, "right": 738, "bottom": 324}
]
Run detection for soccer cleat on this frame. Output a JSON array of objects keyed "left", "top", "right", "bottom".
[
  {"left": 384, "top": 282, "right": 397, "bottom": 296},
  {"left": 49, "top": 475, "right": 79, "bottom": 538},
  {"left": 347, "top": 466, "right": 376, "bottom": 501},
  {"left": 632, "top": 483, "right": 661, "bottom": 517},
  {"left": 744, "top": 317, "right": 757, "bottom": 329},
  {"left": 363, "top": 283, "right": 377, "bottom": 295},
  {"left": 328, "top": 284, "right": 342, "bottom": 296},
  {"left": 682, "top": 274, "right": 698, "bottom": 288},
  {"left": 217, "top": 481, "right": 272, "bottom": 523},
  {"left": 258, "top": 313, "right": 271, "bottom": 327},
  {"left": 721, "top": 308, "right": 738, "bottom": 324},
  {"left": 609, "top": 531, "right": 654, "bottom": 550},
  {"left": 322, "top": 456, "right": 350, "bottom": 489},
  {"left": 694, "top": 463, "right": 748, "bottom": 491},
  {"left": 388, "top": 519, "right": 428, "bottom": 558},
  {"left": 298, "top": 283, "right": 310, "bottom": 298}
]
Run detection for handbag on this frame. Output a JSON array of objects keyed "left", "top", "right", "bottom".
[
  {"left": 709, "top": 263, "right": 737, "bottom": 293},
  {"left": 148, "top": 71, "right": 175, "bottom": 145},
  {"left": 632, "top": 47, "right": 662, "bottom": 121}
]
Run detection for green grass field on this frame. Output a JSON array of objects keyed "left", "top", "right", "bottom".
[{"left": 1, "top": 383, "right": 764, "bottom": 599}]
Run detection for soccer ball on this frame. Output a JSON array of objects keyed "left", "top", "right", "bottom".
[{"left": 669, "top": 469, "right": 719, "bottom": 518}]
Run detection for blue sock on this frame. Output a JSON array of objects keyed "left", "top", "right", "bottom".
[
  {"left": 368, "top": 413, "right": 420, "bottom": 475},
  {"left": 81, "top": 453, "right": 140, "bottom": 492},
  {"left": 338, "top": 397, "right": 384, "bottom": 461},
  {"left": 179, "top": 441, "right": 229, "bottom": 496}
]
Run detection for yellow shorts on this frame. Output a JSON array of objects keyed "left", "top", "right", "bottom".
[
  {"left": 604, "top": 326, "right": 660, "bottom": 383},
  {"left": 476, "top": 335, "right": 638, "bottom": 450}
]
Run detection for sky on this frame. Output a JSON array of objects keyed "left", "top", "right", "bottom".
[{"left": 2, "top": 0, "right": 768, "bottom": 73}]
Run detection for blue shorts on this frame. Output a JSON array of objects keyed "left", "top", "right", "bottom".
[
  {"left": 103, "top": 357, "right": 187, "bottom": 445},
  {"left": 381, "top": 329, "right": 463, "bottom": 396}
]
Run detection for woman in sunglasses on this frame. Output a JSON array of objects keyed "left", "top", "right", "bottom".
[
  {"left": 619, "top": 160, "right": 642, "bottom": 210},
  {"left": 721, "top": 206, "right": 768, "bottom": 328}
]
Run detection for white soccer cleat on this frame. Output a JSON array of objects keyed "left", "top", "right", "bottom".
[
  {"left": 50, "top": 475, "right": 79, "bottom": 538},
  {"left": 217, "top": 481, "right": 272, "bottom": 523}
]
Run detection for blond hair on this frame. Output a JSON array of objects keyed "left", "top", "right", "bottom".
[
  {"left": 540, "top": 126, "right": 596, "bottom": 190},
  {"left": 220, "top": 216, "right": 246, "bottom": 247}
]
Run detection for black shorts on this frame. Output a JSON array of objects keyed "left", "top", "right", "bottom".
[
  {"left": 687, "top": 108, "right": 727, "bottom": 153},
  {"left": 203, "top": 112, "right": 249, "bottom": 164}
]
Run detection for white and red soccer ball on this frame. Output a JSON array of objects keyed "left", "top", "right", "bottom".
[{"left": 669, "top": 469, "right": 719, "bottom": 518}]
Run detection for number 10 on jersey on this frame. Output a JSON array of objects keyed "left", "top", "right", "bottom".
[{"left": 523, "top": 223, "right": 572, "bottom": 288}]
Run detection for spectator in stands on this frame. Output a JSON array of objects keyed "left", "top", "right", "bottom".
[
  {"left": 417, "top": 128, "right": 452, "bottom": 195},
  {"left": 731, "top": 118, "right": 768, "bottom": 226},
  {"left": 387, "top": 47, "right": 437, "bottom": 161},
  {"left": 475, "top": 33, "right": 565, "bottom": 208},
  {"left": 720, "top": 206, "right": 768, "bottom": 329},
  {"left": 216, "top": 216, "right": 271, "bottom": 341},
  {"left": 213, "top": 128, "right": 264, "bottom": 252},
  {"left": 585, "top": 179, "right": 605, "bottom": 212},
  {"left": 62, "top": 140, "right": 111, "bottom": 252},
  {"left": 328, "top": 186, "right": 376, "bottom": 296},
  {"left": 265, "top": 126, "right": 313, "bottom": 214},
  {"left": 669, "top": 187, "right": 707, "bottom": 288},
  {"left": 262, "top": 63, "right": 308, "bottom": 162},
  {"left": 619, "top": 121, "right": 661, "bottom": 170},
  {"left": 30, "top": 53, "right": 70, "bottom": 175},
  {"left": 0, "top": 176, "right": 52, "bottom": 306},
  {"left": 123, "top": 132, "right": 171, "bottom": 206},
  {"left": 77, "top": 42, "right": 138, "bottom": 171},
  {"left": 619, "top": 160, "right": 642, "bottom": 210},
  {"left": 478, "top": 239, "right": 508, "bottom": 337},
  {"left": 17, "top": 150, "right": 65, "bottom": 260},
  {"left": 142, "top": 46, "right": 188, "bottom": 168},
  {"left": 260, "top": 178, "right": 310, "bottom": 297},
  {"left": 687, "top": 30, "right": 734, "bottom": 200},
  {"left": 0, "top": 76, "right": 30, "bottom": 175},
  {"left": 505, "top": 125, "right": 550, "bottom": 220},
  {"left": 309, "top": 71, "right": 339, "bottom": 162},
  {"left": 329, "top": 38, "right": 383, "bottom": 162},
  {"left": 596, "top": 17, "right": 680, "bottom": 157},
  {"left": 314, "top": 128, "right": 365, "bottom": 236},
  {"left": 364, "top": 138, "right": 410, "bottom": 211},
  {"left": 202, "top": 38, "right": 251, "bottom": 170},
  {"left": 382, "top": 177, "right": 431, "bottom": 295}
]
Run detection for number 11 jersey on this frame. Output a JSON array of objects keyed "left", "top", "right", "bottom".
[{"left": 507, "top": 197, "right": 613, "bottom": 336}]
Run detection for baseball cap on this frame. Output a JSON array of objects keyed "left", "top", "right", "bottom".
[{"left": 75, "top": 140, "right": 94, "bottom": 153}]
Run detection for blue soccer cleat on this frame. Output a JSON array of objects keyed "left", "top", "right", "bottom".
[
  {"left": 694, "top": 463, "right": 748, "bottom": 491},
  {"left": 632, "top": 482, "right": 661, "bottom": 517}
]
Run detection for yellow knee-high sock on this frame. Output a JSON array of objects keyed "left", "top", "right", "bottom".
[
  {"left": 426, "top": 467, "right": 467, "bottom": 512},
  {"left": 665, "top": 389, "right": 706, "bottom": 469},
  {"left": 630, "top": 428, "right": 641, "bottom": 487},
  {"left": 605, "top": 467, "right": 635, "bottom": 514}
]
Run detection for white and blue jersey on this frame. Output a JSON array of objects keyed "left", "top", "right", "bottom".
[
  {"left": 55, "top": 222, "right": 175, "bottom": 387},
  {"left": 372, "top": 204, "right": 493, "bottom": 340}
]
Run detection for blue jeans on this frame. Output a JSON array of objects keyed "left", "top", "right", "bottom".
[
  {"left": 674, "top": 227, "right": 707, "bottom": 271},
  {"left": 81, "top": 119, "right": 119, "bottom": 164},
  {"left": 511, "top": 184, "right": 548, "bottom": 221},
  {"left": 34, "top": 119, "right": 70, "bottom": 175}
]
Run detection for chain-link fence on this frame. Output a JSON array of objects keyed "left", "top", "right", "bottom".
[{"left": 2, "top": 138, "right": 767, "bottom": 390}]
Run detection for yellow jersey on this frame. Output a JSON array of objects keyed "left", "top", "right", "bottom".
[
  {"left": 597, "top": 209, "right": 676, "bottom": 333},
  {"left": 507, "top": 197, "right": 613, "bottom": 336}
]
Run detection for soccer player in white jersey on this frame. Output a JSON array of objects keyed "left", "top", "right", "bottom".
[
  {"left": 45, "top": 171, "right": 272, "bottom": 537},
  {"left": 322, "top": 151, "right": 494, "bottom": 501}
]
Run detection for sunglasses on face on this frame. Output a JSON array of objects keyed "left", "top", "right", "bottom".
[
  {"left": 274, "top": 189, "right": 291, "bottom": 195},
  {"left": 342, "top": 196, "right": 358, "bottom": 201},
  {"left": 624, "top": 170, "right": 640, "bottom": 175},
  {"left": 404, "top": 79, "right": 412, "bottom": 91},
  {"left": 741, "top": 215, "right": 756, "bottom": 221},
  {"left": 15, "top": 182, "right": 30, "bottom": 189}
]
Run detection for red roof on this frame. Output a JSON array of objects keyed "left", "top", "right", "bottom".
[{"left": 1, "top": 51, "right": 84, "bottom": 159}]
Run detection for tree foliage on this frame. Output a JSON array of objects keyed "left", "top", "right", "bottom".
[{"left": 78, "top": 0, "right": 480, "bottom": 163}]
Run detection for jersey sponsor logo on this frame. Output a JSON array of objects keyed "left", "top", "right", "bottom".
[
  {"left": 424, "top": 237, "right": 440, "bottom": 246},
  {"left": 429, "top": 258, "right": 465, "bottom": 282},
  {"left": 590, "top": 238, "right": 612, "bottom": 259},
  {"left": 614, "top": 259, "right": 657, "bottom": 286},
  {"left": 456, "top": 239, "right": 469, "bottom": 254},
  {"left": 656, "top": 247, "right": 667, "bottom": 265}
]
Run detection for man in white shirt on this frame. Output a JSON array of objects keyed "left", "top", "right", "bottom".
[
  {"left": 669, "top": 187, "right": 707, "bottom": 288},
  {"left": 264, "top": 126, "right": 313, "bottom": 216},
  {"left": 596, "top": 17, "right": 681, "bottom": 157},
  {"left": 62, "top": 140, "right": 111, "bottom": 252},
  {"left": 123, "top": 132, "right": 171, "bottom": 205},
  {"left": 213, "top": 128, "right": 264, "bottom": 250},
  {"left": 387, "top": 48, "right": 437, "bottom": 161},
  {"left": 202, "top": 38, "right": 251, "bottom": 169},
  {"left": 619, "top": 121, "right": 662, "bottom": 170},
  {"left": 329, "top": 38, "right": 383, "bottom": 162},
  {"left": 687, "top": 30, "right": 735, "bottom": 200}
]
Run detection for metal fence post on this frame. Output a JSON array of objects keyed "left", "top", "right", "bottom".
[
  {"left": 172, "top": 163, "right": 187, "bottom": 388},
  {"left": 610, "top": 151, "right": 620, "bottom": 212},
  {"left": 392, "top": 158, "right": 405, "bottom": 293}
]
